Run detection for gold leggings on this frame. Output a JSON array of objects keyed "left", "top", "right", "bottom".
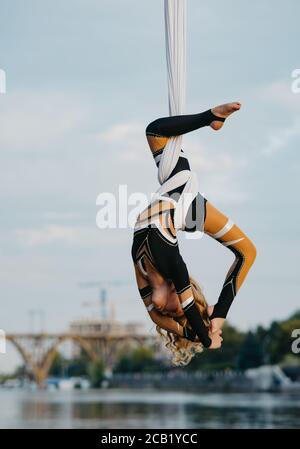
[{"left": 204, "top": 201, "right": 257, "bottom": 318}]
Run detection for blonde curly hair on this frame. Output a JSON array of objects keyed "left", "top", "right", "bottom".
[{"left": 156, "top": 277, "right": 210, "bottom": 366}]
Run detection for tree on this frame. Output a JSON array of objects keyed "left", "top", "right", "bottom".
[
  {"left": 49, "top": 352, "right": 89, "bottom": 377},
  {"left": 88, "top": 360, "right": 105, "bottom": 387},
  {"left": 114, "top": 346, "right": 162, "bottom": 373},
  {"left": 237, "top": 331, "right": 264, "bottom": 370},
  {"left": 263, "top": 316, "right": 300, "bottom": 365},
  {"left": 188, "top": 323, "right": 244, "bottom": 371},
  {"left": 48, "top": 352, "right": 65, "bottom": 377}
]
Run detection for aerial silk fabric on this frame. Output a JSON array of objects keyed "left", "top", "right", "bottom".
[{"left": 156, "top": 0, "right": 199, "bottom": 232}]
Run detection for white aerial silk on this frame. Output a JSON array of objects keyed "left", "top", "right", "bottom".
[
  {"left": 155, "top": 0, "right": 199, "bottom": 232},
  {"left": 158, "top": 0, "right": 186, "bottom": 184}
]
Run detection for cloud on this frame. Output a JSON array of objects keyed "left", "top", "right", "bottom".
[
  {"left": 0, "top": 90, "right": 89, "bottom": 150},
  {"left": 42, "top": 211, "right": 82, "bottom": 221},
  {"left": 185, "top": 138, "right": 249, "bottom": 203},
  {"left": 14, "top": 224, "right": 130, "bottom": 249},
  {"left": 247, "top": 80, "right": 300, "bottom": 157},
  {"left": 262, "top": 116, "right": 300, "bottom": 156},
  {"left": 15, "top": 225, "right": 91, "bottom": 247},
  {"left": 94, "top": 121, "right": 250, "bottom": 204},
  {"left": 261, "top": 80, "right": 300, "bottom": 113},
  {"left": 187, "top": 140, "right": 247, "bottom": 173},
  {"left": 96, "top": 123, "right": 144, "bottom": 144},
  {"left": 95, "top": 122, "right": 148, "bottom": 163},
  {"left": 97, "top": 121, "right": 248, "bottom": 169}
]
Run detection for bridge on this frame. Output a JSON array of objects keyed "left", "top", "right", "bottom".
[{"left": 6, "top": 332, "right": 159, "bottom": 387}]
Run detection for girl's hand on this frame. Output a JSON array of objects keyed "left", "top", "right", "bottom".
[
  {"left": 210, "top": 317, "right": 225, "bottom": 333},
  {"left": 207, "top": 305, "right": 226, "bottom": 333},
  {"left": 208, "top": 329, "right": 223, "bottom": 349}
]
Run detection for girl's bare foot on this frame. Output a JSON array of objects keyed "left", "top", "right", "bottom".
[{"left": 210, "top": 102, "right": 241, "bottom": 130}]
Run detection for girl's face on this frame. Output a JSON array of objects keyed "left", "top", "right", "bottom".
[
  {"left": 145, "top": 261, "right": 184, "bottom": 318},
  {"left": 165, "top": 282, "right": 185, "bottom": 317},
  {"left": 151, "top": 280, "right": 184, "bottom": 317}
]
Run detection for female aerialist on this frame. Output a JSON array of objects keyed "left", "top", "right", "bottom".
[{"left": 131, "top": 102, "right": 256, "bottom": 363}]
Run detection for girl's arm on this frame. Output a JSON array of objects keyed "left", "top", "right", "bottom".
[
  {"left": 147, "top": 305, "right": 184, "bottom": 337},
  {"left": 134, "top": 264, "right": 183, "bottom": 338},
  {"left": 158, "top": 244, "right": 212, "bottom": 348}
]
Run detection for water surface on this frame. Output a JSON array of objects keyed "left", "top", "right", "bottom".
[{"left": 0, "top": 388, "right": 299, "bottom": 429}]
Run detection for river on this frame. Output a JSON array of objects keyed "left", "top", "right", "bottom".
[{"left": 0, "top": 388, "right": 299, "bottom": 429}]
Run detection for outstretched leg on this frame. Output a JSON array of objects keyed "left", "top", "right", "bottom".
[
  {"left": 145, "top": 102, "right": 241, "bottom": 155},
  {"left": 203, "top": 201, "right": 257, "bottom": 326},
  {"left": 146, "top": 102, "right": 241, "bottom": 138}
]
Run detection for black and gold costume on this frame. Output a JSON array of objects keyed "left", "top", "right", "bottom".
[{"left": 132, "top": 110, "right": 256, "bottom": 347}]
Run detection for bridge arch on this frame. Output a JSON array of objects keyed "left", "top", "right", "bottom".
[{"left": 6, "top": 334, "right": 99, "bottom": 387}]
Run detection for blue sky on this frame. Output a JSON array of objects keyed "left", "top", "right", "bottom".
[{"left": 0, "top": 0, "right": 300, "bottom": 371}]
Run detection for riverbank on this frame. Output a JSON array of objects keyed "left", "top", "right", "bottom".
[
  {"left": 2, "top": 365, "right": 300, "bottom": 393},
  {"left": 107, "top": 366, "right": 300, "bottom": 393}
]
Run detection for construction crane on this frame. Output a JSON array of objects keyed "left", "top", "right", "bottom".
[{"left": 78, "top": 280, "right": 129, "bottom": 320}]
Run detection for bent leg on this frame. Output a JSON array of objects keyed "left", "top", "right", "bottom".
[
  {"left": 203, "top": 201, "right": 257, "bottom": 319},
  {"left": 146, "top": 109, "right": 221, "bottom": 138}
]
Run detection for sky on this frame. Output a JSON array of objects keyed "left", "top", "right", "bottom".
[{"left": 0, "top": 0, "right": 300, "bottom": 371}]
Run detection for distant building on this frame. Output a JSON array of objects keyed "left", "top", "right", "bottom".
[
  {"left": 69, "top": 318, "right": 152, "bottom": 362},
  {"left": 69, "top": 318, "right": 145, "bottom": 337}
]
